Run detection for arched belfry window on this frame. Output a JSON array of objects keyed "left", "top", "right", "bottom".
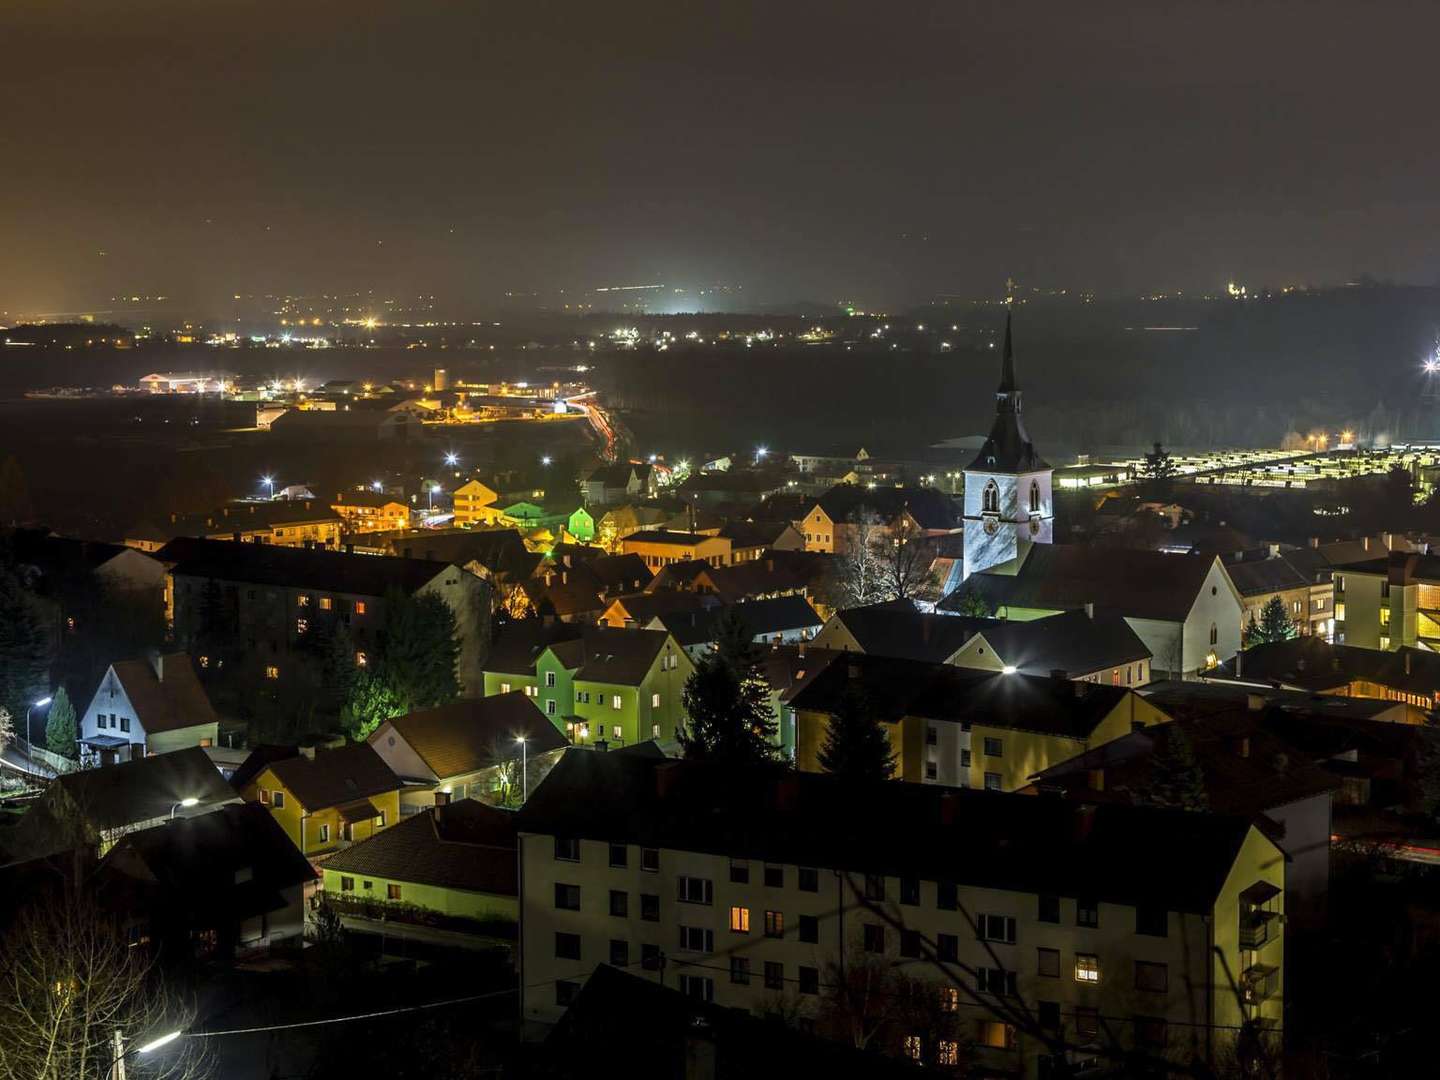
[
  {"left": 1029, "top": 480, "right": 1041, "bottom": 514},
  {"left": 982, "top": 480, "right": 1000, "bottom": 514}
]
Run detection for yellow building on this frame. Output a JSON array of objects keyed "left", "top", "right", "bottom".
[
  {"left": 136, "top": 501, "right": 345, "bottom": 550},
  {"left": 331, "top": 493, "right": 412, "bottom": 534},
  {"left": 619, "top": 528, "right": 733, "bottom": 569},
  {"left": 789, "top": 653, "right": 1170, "bottom": 791},
  {"left": 452, "top": 479, "right": 507, "bottom": 526},
  {"left": 239, "top": 743, "right": 403, "bottom": 862}
]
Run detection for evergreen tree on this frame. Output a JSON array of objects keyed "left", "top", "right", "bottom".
[
  {"left": 949, "top": 586, "right": 994, "bottom": 618},
  {"left": 342, "top": 668, "right": 405, "bottom": 741},
  {"left": 817, "top": 684, "right": 896, "bottom": 781},
  {"left": 376, "top": 588, "right": 460, "bottom": 710},
  {"left": 1132, "top": 725, "right": 1209, "bottom": 811},
  {"left": 1139, "top": 441, "right": 1177, "bottom": 500},
  {"left": 1246, "top": 595, "right": 1298, "bottom": 646},
  {"left": 44, "top": 686, "right": 77, "bottom": 759},
  {"left": 0, "top": 563, "right": 56, "bottom": 719},
  {"left": 678, "top": 609, "right": 778, "bottom": 762}
]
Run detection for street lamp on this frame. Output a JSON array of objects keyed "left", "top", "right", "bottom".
[
  {"left": 371, "top": 479, "right": 383, "bottom": 492},
  {"left": 169, "top": 797, "right": 199, "bottom": 821},
  {"left": 515, "top": 735, "right": 528, "bottom": 803},
  {"left": 428, "top": 483, "right": 441, "bottom": 512},
  {"left": 26, "top": 696, "right": 51, "bottom": 746},
  {"left": 541, "top": 455, "right": 552, "bottom": 466},
  {"left": 261, "top": 475, "right": 274, "bottom": 499},
  {"left": 444, "top": 451, "right": 459, "bottom": 467},
  {"left": 109, "top": 1028, "right": 184, "bottom": 1079}
]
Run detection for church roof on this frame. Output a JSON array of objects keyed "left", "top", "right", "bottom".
[{"left": 966, "top": 313, "right": 1050, "bottom": 474}]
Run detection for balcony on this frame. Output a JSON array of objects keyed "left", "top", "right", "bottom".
[
  {"left": 1239, "top": 911, "right": 1279, "bottom": 949},
  {"left": 1241, "top": 963, "right": 1279, "bottom": 1005}
]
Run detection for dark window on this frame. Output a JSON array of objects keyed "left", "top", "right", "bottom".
[
  {"left": 1135, "top": 961, "right": 1169, "bottom": 993},
  {"left": 554, "top": 932, "right": 581, "bottom": 960},
  {"left": 641, "top": 943, "right": 661, "bottom": 970},
  {"left": 764, "top": 910, "right": 784, "bottom": 938},
  {"left": 1136, "top": 906, "right": 1168, "bottom": 937},
  {"left": 925, "top": 761, "right": 938, "bottom": 780},
  {"left": 864, "top": 874, "right": 885, "bottom": 901},
  {"left": 1135, "top": 1017, "right": 1168, "bottom": 1049},
  {"left": 678, "top": 975, "right": 714, "bottom": 1002},
  {"left": 608, "top": 842, "right": 627, "bottom": 868},
  {"left": 863, "top": 924, "right": 885, "bottom": 953},
  {"left": 1038, "top": 1000, "right": 1060, "bottom": 1030},
  {"left": 641, "top": 848, "right": 660, "bottom": 872},
  {"left": 730, "top": 859, "right": 750, "bottom": 884},
  {"left": 764, "top": 961, "right": 783, "bottom": 990},
  {"left": 937, "top": 933, "right": 959, "bottom": 962},
  {"left": 1077, "top": 898, "right": 1099, "bottom": 928},
  {"left": 608, "top": 890, "right": 628, "bottom": 917},
  {"left": 900, "top": 929, "right": 922, "bottom": 958},
  {"left": 926, "top": 725, "right": 938, "bottom": 745},
  {"left": 1037, "top": 948, "right": 1060, "bottom": 977},
  {"left": 978, "top": 914, "right": 1017, "bottom": 944},
  {"left": 983, "top": 736, "right": 1003, "bottom": 757},
  {"left": 984, "top": 772, "right": 1002, "bottom": 791},
  {"left": 799, "top": 914, "right": 819, "bottom": 944},
  {"left": 764, "top": 864, "right": 784, "bottom": 888},
  {"left": 799, "top": 966, "right": 819, "bottom": 995},
  {"left": 900, "top": 877, "right": 920, "bottom": 905},
  {"left": 678, "top": 926, "right": 714, "bottom": 954},
  {"left": 640, "top": 893, "right": 660, "bottom": 922},
  {"left": 798, "top": 867, "right": 819, "bottom": 892},
  {"left": 730, "top": 956, "right": 750, "bottom": 984},
  {"left": 1038, "top": 894, "right": 1060, "bottom": 923},
  {"left": 609, "top": 939, "right": 629, "bottom": 967},
  {"left": 977, "top": 967, "right": 1017, "bottom": 996},
  {"left": 556, "top": 980, "right": 579, "bottom": 1006},
  {"left": 1075, "top": 1007, "right": 1100, "bottom": 1043},
  {"left": 938, "top": 881, "right": 958, "bottom": 910},
  {"left": 554, "top": 883, "right": 580, "bottom": 911},
  {"left": 961, "top": 748, "right": 972, "bottom": 768},
  {"left": 554, "top": 837, "right": 580, "bottom": 862},
  {"left": 677, "top": 876, "right": 714, "bottom": 905}
]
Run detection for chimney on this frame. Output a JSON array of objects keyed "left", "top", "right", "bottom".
[
  {"left": 595, "top": 739, "right": 609, "bottom": 752},
  {"left": 1363, "top": 536, "right": 1370, "bottom": 551},
  {"left": 797, "top": 640, "right": 807, "bottom": 659},
  {"left": 1246, "top": 692, "right": 1265, "bottom": 712},
  {"left": 1405, "top": 651, "right": 1413, "bottom": 676},
  {"left": 1050, "top": 668, "right": 1067, "bottom": 681},
  {"left": 434, "top": 790, "right": 451, "bottom": 806},
  {"left": 299, "top": 745, "right": 316, "bottom": 760}
]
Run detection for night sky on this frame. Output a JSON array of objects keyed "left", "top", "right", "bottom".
[{"left": 5, "top": 0, "right": 1440, "bottom": 313}]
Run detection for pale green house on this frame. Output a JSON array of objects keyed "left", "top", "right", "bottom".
[{"left": 566, "top": 506, "right": 596, "bottom": 542}]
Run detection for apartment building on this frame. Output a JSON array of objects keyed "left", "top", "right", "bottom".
[{"left": 516, "top": 751, "right": 1284, "bottom": 1078}]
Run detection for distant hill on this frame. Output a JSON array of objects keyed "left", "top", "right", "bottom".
[{"left": 1, "top": 323, "right": 134, "bottom": 348}]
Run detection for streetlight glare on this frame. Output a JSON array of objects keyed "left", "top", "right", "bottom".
[
  {"left": 137, "top": 1030, "right": 183, "bottom": 1054},
  {"left": 444, "top": 452, "right": 459, "bottom": 466},
  {"left": 541, "top": 455, "right": 552, "bottom": 465},
  {"left": 34, "top": 696, "right": 52, "bottom": 707},
  {"left": 179, "top": 797, "right": 199, "bottom": 808}
]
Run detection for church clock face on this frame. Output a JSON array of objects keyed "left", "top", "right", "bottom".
[
  {"left": 983, "top": 516, "right": 1000, "bottom": 536},
  {"left": 1029, "top": 516, "right": 1042, "bottom": 536}
]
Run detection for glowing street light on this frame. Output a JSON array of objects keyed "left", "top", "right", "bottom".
[
  {"left": 541, "top": 455, "right": 552, "bottom": 466},
  {"left": 261, "top": 475, "right": 274, "bottom": 499},
  {"left": 25, "top": 696, "right": 51, "bottom": 745},
  {"left": 371, "top": 479, "right": 383, "bottom": 492},
  {"left": 136, "top": 1031, "right": 183, "bottom": 1055},
  {"left": 444, "top": 451, "right": 459, "bottom": 467},
  {"left": 515, "top": 735, "right": 528, "bottom": 802},
  {"left": 1001, "top": 665, "right": 1018, "bottom": 675},
  {"left": 169, "top": 797, "right": 199, "bottom": 820},
  {"left": 1425, "top": 359, "right": 1440, "bottom": 375},
  {"left": 755, "top": 446, "right": 769, "bottom": 460},
  {"left": 428, "top": 483, "right": 441, "bottom": 512}
]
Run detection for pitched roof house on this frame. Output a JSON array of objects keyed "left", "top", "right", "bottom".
[{"left": 78, "top": 653, "right": 221, "bottom": 767}]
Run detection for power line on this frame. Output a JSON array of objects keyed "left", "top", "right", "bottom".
[{"left": 184, "top": 986, "right": 518, "bottom": 1038}]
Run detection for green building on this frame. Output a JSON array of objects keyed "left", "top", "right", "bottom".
[{"left": 566, "top": 506, "right": 596, "bottom": 542}]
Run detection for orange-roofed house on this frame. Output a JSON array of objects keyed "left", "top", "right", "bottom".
[{"left": 77, "top": 653, "right": 221, "bottom": 767}]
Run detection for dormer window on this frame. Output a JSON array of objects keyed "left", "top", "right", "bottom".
[{"left": 982, "top": 480, "right": 1000, "bottom": 514}]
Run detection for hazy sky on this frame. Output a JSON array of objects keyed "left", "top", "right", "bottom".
[{"left": 4, "top": 0, "right": 1440, "bottom": 314}]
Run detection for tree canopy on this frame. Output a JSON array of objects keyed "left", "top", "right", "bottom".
[
  {"left": 678, "top": 608, "right": 778, "bottom": 763},
  {"left": 45, "top": 686, "right": 77, "bottom": 759},
  {"left": 1245, "top": 595, "right": 1298, "bottom": 647},
  {"left": 817, "top": 684, "right": 896, "bottom": 782}
]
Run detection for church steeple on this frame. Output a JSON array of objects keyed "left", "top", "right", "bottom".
[
  {"left": 996, "top": 311, "right": 1020, "bottom": 414},
  {"left": 966, "top": 312, "right": 1048, "bottom": 473}
]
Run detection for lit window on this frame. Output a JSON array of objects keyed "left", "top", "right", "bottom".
[
  {"left": 355, "top": 651, "right": 367, "bottom": 667},
  {"left": 354, "top": 601, "right": 366, "bottom": 615},
  {"left": 976, "top": 1021, "right": 1016, "bottom": 1050},
  {"left": 296, "top": 617, "right": 309, "bottom": 634},
  {"left": 939, "top": 986, "right": 959, "bottom": 1012},
  {"left": 1075, "top": 953, "right": 1101, "bottom": 983},
  {"left": 651, "top": 692, "right": 660, "bottom": 708},
  {"left": 319, "top": 597, "right": 333, "bottom": 611},
  {"left": 318, "top": 824, "right": 330, "bottom": 843},
  {"left": 612, "top": 694, "right": 622, "bottom": 710},
  {"left": 387, "top": 883, "right": 401, "bottom": 901},
  {"left": 297, "top": 594, "right": 310, "bottom": 607},
  {"left": 500, "top": 682, "right": 511, "bottom": 693},
  {"left": 903, "top": 1036, "right": 922, "bottom": 1061},
  {"left": 729, "top": 906, "right": 750, "bottom": 933},
  {"left": 264, "top": 665, "right": 279, "bottom": 680},
  {"left": 938, "top": 1040, "right": 959, "bottom": 1066},
  {"left": 612, "top": 725, "right": 622, "bottom": 740}
]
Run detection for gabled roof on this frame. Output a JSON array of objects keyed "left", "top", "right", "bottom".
[
  {"left": 1222, "top": 555, "right": 1310, "bottom": 598},
  {"left": 106, "top": 654, "right": 219, "bottom": 734},
  {"left": 605, "top": 591, "right": 718, "bottom": 625},
  {"left": 789, "top": 652, "right": 1138, "bottom": 738},
  {"left": 649, "top": 596, "right": 823, "bottom": 648},
  {"left": 517, "top": 749, "right": 1263, "bottom": 915},
  {"left": 321, "top": 800, "right": 517, "bottom": 896},
  {"left": 386, "top": 528, "right": 539, "bottom": 579},
  {"left": 964, "top": 609, "right": 1152, "bottom": 676},
  {"left": 826, "top": 600, "right": 993, "bottom": 663},
  {"left": 485, "top": 622, "right": 585, "bottom": 676},
  {"left": 1224, "top": 636, "right": 1440, "bottom": 698},
  {"left": 585, "top": 464, "right": 640, "bottom": 488},
  {"left": 4, "top": 528, "right": 141, "bottom": 575},
  {"left": 955, "top": 545, "right": 1226, "bottom": 623},
  {"left": 812, "top": 485, "right": 960, "bottom": 531},
  {"left": 156, "top": 537, "right": 455, "bottom": 597},
  {"left": 260, "top": 743, "right": 403, "bottom": 813},
  {"left": 570, "top": 626, "right": 674, "bottom": 685},
  {"left": 622, "top": 529, "right": 722, "bottom": 547},
  {"left": 376, "top": 692, "right": 565, "bottom": 779},
  {"left": 716, "top": 520, "right": 800, "bottom": 548}
]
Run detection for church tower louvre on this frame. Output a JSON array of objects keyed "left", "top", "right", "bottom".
[{"left": 961, "top": 312, "right": 1053, "bottom": 580}]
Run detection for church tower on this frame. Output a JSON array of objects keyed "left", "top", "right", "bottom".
[{"left": 962, "top": 313, "right": 1053, "bottom": 579}]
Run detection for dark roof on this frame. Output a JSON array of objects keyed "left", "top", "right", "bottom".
[
  {"left": 698, "top": 550, "right": 829, "bottom": 603},
  {"left": 100, "top": 802, "right": 315, "bottom": 914},
  {"left": 622, "top": 529, "right": 719, "bottom": 546},
  {"left": 828, "top": 600, "right": 994, "bottom": 663},
  {"left": 956, "top": 545, "right": 1224, "bottom": 623},
  {"left": 156, "top": 537, "right": 454, "bottom": 597},
  {"left": 1222, "top": 555, "right": 1310, "bottom": 597},
  {"left": 20, "top": 748, "right": 236, "bottom": 850},
  {"left": 813, "top": 485, "right": 960, "bottom": 531},
  {"left": 384, "top": 528, "right": 540, "bottom": 579},
  {"left": 517, "top": 749, "right": 1263, "bottom": 914},
  {"left": 789, "top": 652, "right": 1135, "bottom": 738},
  {"left": 485, "top": 622, "right": 584, "bottom": 676},
  {"left": 758, "top": 644, "right": 846, "bottom": 704},
  {"left": 1333, "top": 549, "right": 1440, "bottom": 585},
  {"left": 581, "top": 553, "right": 652, "bottom": 592},
  {"left": 543, "top": 964, "right": 922, "bottom": 1080},
  {"left": 965, "top": 610, "right": 1152, "bottom": 676},
  {"left": 260, "top": 743, "right": 402, "bottom": 812},
  {"left": 1223, "top": 637, "right": 1440, "bottom": 698},
  {"left": 107, "top": 654, "right": 219, "bottom": 734},
  {"left": 585, "top": 464, "right": 641, "bottom": 488},
  {"left": 965, "top": 314, "right": 1050, "bottom": 473},
  {"left": 377, "top": 692, "right": 566, "bottom": 779},
  {"left": 605, "top": 591, "right": 718, "bottom": 625},
  {"left": 4, "top": 529, "right": 139, "bottom": 574},
  {"left": 322, "top": 800, "right": 517, "bottom": 896},
  {"left": 651, "top": 596, "right": 823, "bottom": 647},
  {"left": 569, "top": 627, "right": 673, "bottom": 685},
  {"left": 1141, "top": 678, "right": 1414, "bottom": 727},
  {"left": 1031, "top": 717, "right": 1340, "bottom": 816},
  {"left": 168, "top": 500, "right": 344, "bottom": 535}
]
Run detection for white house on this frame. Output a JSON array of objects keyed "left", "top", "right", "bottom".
[{"left": 78, "top": 653, "right": 221, "bottom": 767}]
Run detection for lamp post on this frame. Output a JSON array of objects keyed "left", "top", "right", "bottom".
[
  {"left": 261, "top": 475, "right": 275, "bottom": 500},
  {"left": 26, "top": 696, "right": 51, "bottom": 747},
  {"left": 515, "top": 735, "right": 528, "bottom": 803},
  {"left": 110, "top": 1028, "right": 184, "bottom": 1079},
  {"left": 169, "top": 797, "right": 199, "bottom": 821}
]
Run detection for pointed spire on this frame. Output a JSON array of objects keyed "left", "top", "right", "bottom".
[{"left": 997, "top": 311, "right": 1016, "bottom": 394}]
